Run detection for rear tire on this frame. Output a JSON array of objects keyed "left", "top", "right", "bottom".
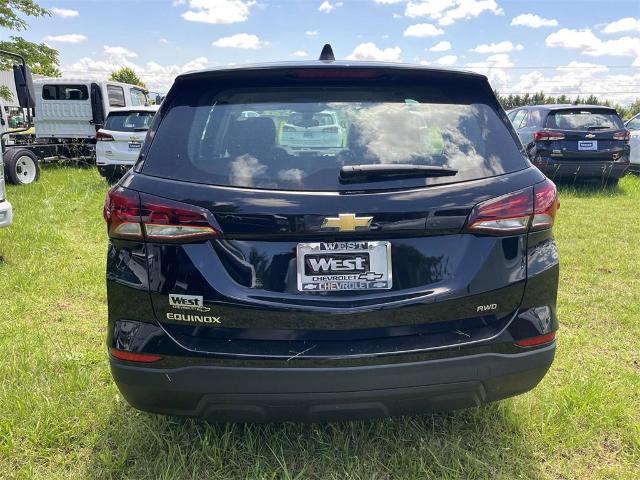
[
  {"left": 4, "top": 149, "right": 41, "bottom": 185},
  {"left": 97, "top": 165, "right": 123, "bottom": 183},
  {"left": 604, "top": 178, "right": 619, "bottom": 187}
]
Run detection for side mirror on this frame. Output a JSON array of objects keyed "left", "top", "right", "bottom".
[{"left": 12, "top": 64, "right": 36, "bottom": 109}]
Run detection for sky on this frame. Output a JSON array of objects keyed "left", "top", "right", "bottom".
[{"left": 5, "top": 0, "right": 640, "bottom": 104}]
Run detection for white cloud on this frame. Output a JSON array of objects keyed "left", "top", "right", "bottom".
[
  {"left": 406, "top": 0, "right": 503, "bottom": 26},
  {"left": 104, "top": 46, "right": 137, "bottom": 58},
  {"left": 319, "top": 1, "right": 343, "bottom": 13},
  {"left": 470, "top": 41, "right": 523, "bottom": 54},
  {"left": 305, "top": 30, "right": 318, "bottom": 36},
  {"left": 545, "top": 28, "right": 640, "bottom": 61},
  {"left": 404, "top": 23, "right": 444, "bottom": 37},
  {"left": 62, "top": 50, "right": 211, "bottom": 93},
  {"left": 429, "top": 40, "right": 451, "bottom": 52},
  {"left": 373, "top": 0, "right": 403, "bottom": 3},
  {"left": 467, "top": 53, "right": 513, "bottom": 68},
  {"left": 43, "top": 34, "right": 87, "bottom": 43},
  {"left": 51, "top": 7, "right": 79, "bottom": 18},
  {"left": 465, "top": 53, "right": 514, "bottom": 87},
  {"left": 291, "top": 50, "right": 308, "bottom": 57},
  {"left": 347, "top": 42, "right": 402, "bottom": 62},
  {"left": 159, "top": 38, "right": 170, "bottom": 44},
  {"left": 405, "top": 1, "right": 453, "bottom": 19},
  {"left": 181, "top": 0, "right": 255, "bottom": 24},
  {"left": 436, "top": 54, "right": 457, "bottom": 66},
  {"left": 603, "top": 17, "right": 640, "bottom": 34},
  {"left": 556, "top": 61, "right": 609, "bottom": 77},
  {"left": 510, "top": 13, "right": 558, "bottom": 28},
  {"left": 505, "top": 62, "right": 640, "bottom": 105},
  {"left": 212, "top": 33, "right": 265, "bottom": 49}
]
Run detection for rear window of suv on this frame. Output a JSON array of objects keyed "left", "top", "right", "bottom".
[
  {"left": 143, "top": 78, "right": 527, "bottom": 191},
  {"left": 104, "top": 111, "right": 155, "bottom": 132},
  {"left": 546, "top": 109, "right": 624, "bottom": 131}
]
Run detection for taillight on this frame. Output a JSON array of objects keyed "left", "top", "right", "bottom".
[
  {"left": 109, "top": 348, "right": 162, "bottom": 363},
  {"left": 103, "top": 187, "right": 219, "bottom": 242},
  {"left": 103, "top": 187, "right": 143, "bottom": 238},
  {"left": 96, "top": 131, "right": 114, "bottom": 141},
  {"left": 534, "top": 131, "right": 565, "bottom": 141},
  {"left": 466, "top": 188, "right": 533, "bottom": 234},
  {"left": 612, "top": 130, "right": 630, "bottom": 141},
  {"left": 531, "top": 179, "right": 559, "bottom": 231},
  {"left": 466, "top": 179, "right": 559, "bottom": 235},
  {"left": 140, "top": 193, "right": 219, "bottom": 242},
  {"left": 515, "top": 331, "right": 556, "bottom": 348}
]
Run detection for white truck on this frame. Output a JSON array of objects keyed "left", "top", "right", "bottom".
[{"left": 1, "top": 52, "right": 148, "bottom": 186}]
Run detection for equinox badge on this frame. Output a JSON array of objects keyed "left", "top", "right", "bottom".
[{"left": 321, "top": 213, "right": 373, "bottom": 232}]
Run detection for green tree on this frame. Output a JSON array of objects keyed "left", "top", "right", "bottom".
[
  {"left": 110, "top": 67, "right": 146, "bottom": 89},
  {"left": 0, "top": 36, "right": 61, "bottom": 76},
  {"left": 0, "top": 84, "right": 12, "bottom": 101},
  {"left": 497, "top": 91, "right": 640, "bottom": 119},
  {"left": 0, "top": 0, "right": 48, "bottom": 30},
  {"left": 0, "top": 1, "right": 62, "bottom": 79}
]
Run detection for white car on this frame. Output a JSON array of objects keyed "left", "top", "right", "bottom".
[
  {"left": 279, "top": 110, "right": 344, "bottom": 150},
  {"left": 96, "top": 106, "right": 159, "bottom": 181},
  {"left": 625, "top": 113, "right": 640, "bottom": 173},
  {"left": 0, "top": 163, "right": 12, "bottom": 228}
]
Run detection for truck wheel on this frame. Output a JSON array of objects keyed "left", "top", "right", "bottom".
[{"left": 4, "top": 149, "right": 41, "bottom": 185}]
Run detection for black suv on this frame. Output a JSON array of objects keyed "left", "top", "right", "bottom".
[
  {"left": 509, "top": 104, "right": 630, "bottom": 184},
  {"left": 104, "top": 54, "right": 560, "bottom": 422}
]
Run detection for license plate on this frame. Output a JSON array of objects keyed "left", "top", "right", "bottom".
[
  {"left": 297, "top": 241, "right": 392, "bottom": 292},
  {"left": 578, "top": 140, "right": 597, "bottom": 151},
  {"left": 128, "top": 142, "right": 142, "bottom": 149}
]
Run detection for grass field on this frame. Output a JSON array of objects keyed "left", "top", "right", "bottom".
[{"left": 0, "top": 165, "right": 638, "bottom": 479}]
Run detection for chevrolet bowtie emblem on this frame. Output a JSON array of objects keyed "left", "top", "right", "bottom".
[
  {"left": 321, "top": 213, "right": 373, "bottom": 232},
  {"left": 585, "top": 134, "right": 596, "bottom": 139}
]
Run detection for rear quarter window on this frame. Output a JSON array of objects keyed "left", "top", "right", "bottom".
[{"left": 142, "top": 77, "right": 527, "bottom": 191}]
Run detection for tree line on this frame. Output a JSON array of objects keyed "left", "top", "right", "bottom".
[{"left": 497, "top": 92, "right": 640, "bottom": 120}]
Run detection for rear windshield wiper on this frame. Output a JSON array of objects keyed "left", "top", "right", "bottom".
[
  {"left": 586, "top": 126, "right": 612, "bottom": 131},
  {"left": 339, "top": 164, "right": 458, "bottom": 183},
  {"left": 133, "top": 127, "right": 149, "bottom": 132}
]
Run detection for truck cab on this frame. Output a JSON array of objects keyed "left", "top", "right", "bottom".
[{"left": 34, "top": 79, "right": 148, "bottom": 139}]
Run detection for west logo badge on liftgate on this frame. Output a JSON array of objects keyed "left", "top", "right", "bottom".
[{"left": 168, "top": 294, "right": 210, "bottom": 312}]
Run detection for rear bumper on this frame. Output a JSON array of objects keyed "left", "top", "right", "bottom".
[
  {"left": 111, "top": 343, "right": 555, "bottom": 422},
  {"left": 0, "top": 199, "right": 13, "bottom": 228},
  {"left": 534, "top": 158, "right": 629, "bottom": 180}
]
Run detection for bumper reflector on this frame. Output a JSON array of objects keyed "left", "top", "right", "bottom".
[
  {"left": 109, "top": 348, "right": 162, "bottom": 363},
  {"left": 515, "top": 332, "right": 556, "bottom": 348}
]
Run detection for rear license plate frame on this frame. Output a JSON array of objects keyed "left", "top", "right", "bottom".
[
  {"left": 296, "top": 241, "right": 392, "bottom": 292},
  {"left": 578, "top": 140, "right": 598, "bottom": 151}
]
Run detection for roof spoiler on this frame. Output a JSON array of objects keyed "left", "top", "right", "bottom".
[{"left": 319, "top": 44, "right": 335, "bottom": 61}]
